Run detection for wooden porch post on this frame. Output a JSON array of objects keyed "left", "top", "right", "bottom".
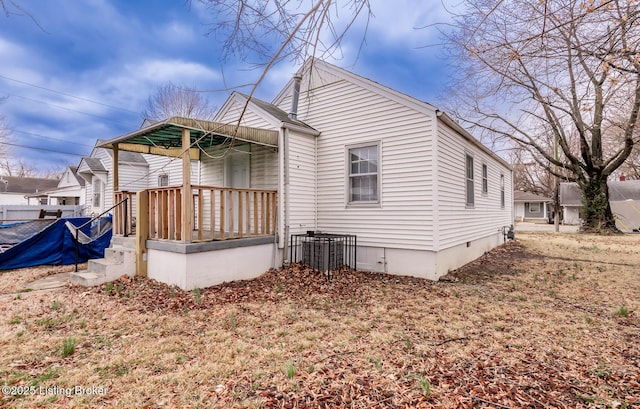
[
  {"left": 136, "top": 190, "right": 148, "bottom": 277},
  {"left": 112, "top": 144, "right": 120, "bottom": 234},
  {"left": 181, "top": 128, "right": 192, "bottom": 243},
  {"left": 113, "top": 143, "right": 119, "bottom": 193}
]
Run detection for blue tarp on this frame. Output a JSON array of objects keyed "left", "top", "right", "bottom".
[{"left": 0, "top": 217, "right": 112, "bottom": 270}]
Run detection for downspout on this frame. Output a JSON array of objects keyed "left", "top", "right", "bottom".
[
  {"left": 283, "top": 127, "right": 291, "bottom": 264},
  {"left": 314, "top": 130, "right": 318, "bottom": 230}
]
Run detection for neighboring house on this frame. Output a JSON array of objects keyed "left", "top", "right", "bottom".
[
  {"left": 559, "top": 182, "right": 583, "bottom": 225},
  {"left": 77, "top": 144, "right": 149, "bottom": 215},
  {"left": 513, "top": 191, "right": 551, "bottom": 222},
  {"left": 45, "top": 166, "right": 86, "bottom": 206},
  {"left": 560, "top": 180, "right": 640, "bottom": 231},
  {"left": 0, "top": 176, "right": 59, "bottom": 205},
  {"left": 90, "top": 58, "right": 514, "bottom": 289},
  {"left": 76, "top": 141, "right": 198, "bottom": 216}
]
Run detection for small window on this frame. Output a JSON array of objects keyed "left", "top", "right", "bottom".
[
  {"left": 466, "top": 154, "right": 474, "bottom": 206},
  {"left": 39, "top": 197, "right": 48, "bottom": 205},
  {"left": 158, "top": 174, "right": 169, "bottom": 187},
  {"left": 500, "top": 174, "right": 505, "bottom": 208},
  {"left": 482, "top": 164, "right": 488, "bottom": 194},
  {"left": 92, "top": 179, "right": 102, "bottom": 208},
  {"left": 529, "top": 202, "right": 540, "bottom": 213},
  {"left": 348, "top": 144, "right": 379, "bottom": 203}
]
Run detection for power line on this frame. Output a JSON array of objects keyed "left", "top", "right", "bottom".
[
  {"left": 0, "top": 73, "right": 141, "bottom": 115},
  {"left": 7, "top": 94, "right": 137, "bottom": 127},
  {"left": 10, "top": 129, "right": 95, "bottom": 148},
  {"left": 3, "top": 141, "right": 86, "bottom": 157}
]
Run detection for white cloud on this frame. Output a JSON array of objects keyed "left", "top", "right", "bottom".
[{"left": 153, "top": 21, "right": 197, "bottom": 46}]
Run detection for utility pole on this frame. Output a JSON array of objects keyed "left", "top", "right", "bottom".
[{"left": 554, "top": 134, "right": 560, "bottom": 232}]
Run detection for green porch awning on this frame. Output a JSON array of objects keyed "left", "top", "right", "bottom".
[{"left": 98, "top": 116, "right": 279, "bottom": 159}]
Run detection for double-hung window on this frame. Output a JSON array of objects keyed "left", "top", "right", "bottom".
[
  {"left": 93, "top": 178, "right": 102, "bottom": 208},
  {"left": 482, "top": 163, "right": 488, "bottom": 194},
  {"left": 348, "top": 144, "right": 379, "bottom": 203},
  {"left": 500, "top": 174, "right": 505, "bottom": 208},
  {"left": 466, "top": 154, "right": 474, "bottom": 206}
]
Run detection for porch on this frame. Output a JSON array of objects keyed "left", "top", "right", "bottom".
[{"left": 99, "top": 117, "right": 282, "bottom": 288}]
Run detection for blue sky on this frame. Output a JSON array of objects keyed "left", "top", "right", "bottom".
[{"left": 0, "top": 0, "right": 452, "bottom": 174}]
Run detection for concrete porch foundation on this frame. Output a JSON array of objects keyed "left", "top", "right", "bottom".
[{"left": 146, "top": 236, "right": 281, "bottom": 290}]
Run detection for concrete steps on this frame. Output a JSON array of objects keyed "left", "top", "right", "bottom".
[{"left": 70, "top": 236, "right": 136, "bottom": 287}]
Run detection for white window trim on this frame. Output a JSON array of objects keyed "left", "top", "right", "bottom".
[
  {"left": 481, "top": 163, "right": 488, "bottom": 195},
  {"left": 465, "top": 153, "right": 475, "bottom": 208},
  {"left": 92, "top": 178, "right": 103, "bottom": 209},
  {"left": 528, "top": 202, "right": 540, "bottom": 213},
  {"left": 500, "top": 174, "right": 505, "bottom": 209},
  {"left": 345, "top": 141, "right": 381, "bottom": 207},
  {"left": 158, "top": 173, "right": 169, "bottom": 187}
]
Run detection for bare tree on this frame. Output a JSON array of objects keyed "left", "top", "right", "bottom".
[
  {"left": 441, "top": 0, "right": 640, "bottom": 233},
  {"left": 198, "top": 0, "right": 373, "bottom": 64},
  {"left": 143, "top": 83, "right": 217, "bottom": 122},
  {"left": 512, "top": 150, "right": 556, "bottom": 196},
  {"left": 1, "top": 0, "right": 44, "bottom": 30}
]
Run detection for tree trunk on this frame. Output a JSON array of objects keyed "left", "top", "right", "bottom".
[{"left": 580, "top": 177, "right": 618, "bottom": 233}]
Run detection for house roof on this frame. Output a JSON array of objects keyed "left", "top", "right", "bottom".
[
  {"left": 608, "top": 180, "right": 640, "bottom": 201},
  {"left": 0, "top": 176, "right": 59, "bottom": 194},
  {"left": 104, "top": 148, "right": 148, "bottom": 165},
  {"left": 80, "top": 157, "right": 107, "bottom": 173},
  {"left": 236, "top": 93, "right": 318, "bottom": 132},
  {"left": 98, "top": 116, "right": 279, "bottom": 159},
  {"left": 67, "top": 166, "right": 86, "bottom": 187},
  {"left": 560, "top": 180, "right": 640, "bottom": 205},
  {"left": 67, "top": 166, "right": 85, "bottom": 186},
  {"left": 513, "top": 191, "right": 551, "bottom": 202}
]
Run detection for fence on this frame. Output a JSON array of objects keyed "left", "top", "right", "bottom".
[
  {"left": 0, "top": 205, "right": 85, "bottom": 222},
  {"left": 290, "top": 232, "right": 357, "bottom": 278}
]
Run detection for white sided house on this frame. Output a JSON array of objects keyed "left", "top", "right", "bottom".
[
  {"left": 513, "top": 191, "right": 551, "bottom": 222},
  {"left": 77, "top": 142, "right": 198, "bottom": 218},
  {"left": 45, "top": 166, "right": 86, "bottom": 206},
  {"left": 81, "top": 59, "right": 513, "bottom": 289}
]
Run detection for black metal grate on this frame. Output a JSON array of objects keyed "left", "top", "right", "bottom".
[{"left": 290, "top": 231, "right": 356, "bottom": 278}]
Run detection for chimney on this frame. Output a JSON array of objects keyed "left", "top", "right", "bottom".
[
  {"left": 288, "top": 75, "right": 302, "bottom": 120},
  {"left": 620, "top": 174, "right": 626, "bottom": 181}
]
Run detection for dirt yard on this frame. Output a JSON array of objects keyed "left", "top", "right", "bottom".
[{"left": 0, "top": 233, "right": 638, "bottom": 408}]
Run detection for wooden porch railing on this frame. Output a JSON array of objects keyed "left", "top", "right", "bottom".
[
  {"left": 147, "top": 185, "right": 277, "bottom": 241},
  {"left": 114, "top": 191, "right": 136, "bottom": 235}
]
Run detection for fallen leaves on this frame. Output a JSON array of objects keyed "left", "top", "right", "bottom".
[{"left": 1, "top": 234, "right": 639, "bottom": 408}]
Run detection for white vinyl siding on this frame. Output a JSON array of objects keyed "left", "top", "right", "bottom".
[
  {"left": 142, "top": 154, "right": 197, "bottom": 188},
  {"left": 287, "top": 130, "right": 316, "bottom": 235},
  {"left": 437, "top": 122, "right": 513, "bottom": 250},
  {"left": 215, "top": 98, "right": 278, "bottom": 130},
  {"left": 278, "top": 66, "right": 436, "bottom": 251}
]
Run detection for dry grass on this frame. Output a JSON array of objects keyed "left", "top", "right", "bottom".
[
  {"left": 0, "top": 233, "right": 638, "bottom": 408},
  {"left": 0, "top": 263, "right": 86, "bottom": 295}
]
